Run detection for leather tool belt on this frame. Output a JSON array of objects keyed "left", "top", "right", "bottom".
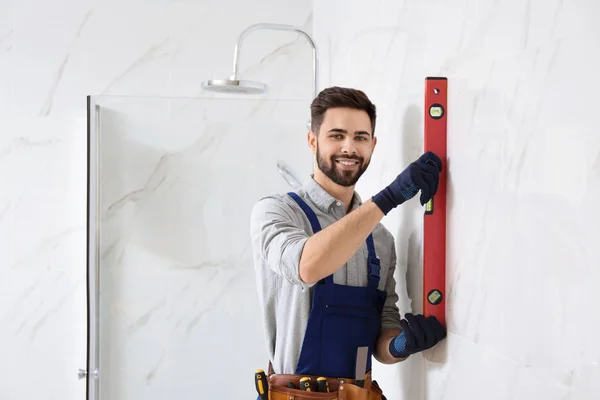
[{"left": 264, "top": 363, "right": 386, "bottom": 400}]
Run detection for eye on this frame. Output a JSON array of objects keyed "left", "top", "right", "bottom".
[
  {"left": 330, "top": 134, "right": 343, "bottom": 139},
  {"left": 356, "top": 136, "right": 368, "bottom": 141}
]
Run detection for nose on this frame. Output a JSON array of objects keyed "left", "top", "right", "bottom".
[{"left": 340, "top": 137, "right": 358, "bottom": 155}]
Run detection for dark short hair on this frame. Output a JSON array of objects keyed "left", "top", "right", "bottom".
[{"left": 310, "top": 86, "right": 377, "bottom": 135}]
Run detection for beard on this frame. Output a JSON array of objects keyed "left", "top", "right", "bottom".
[{"left": 316, "top": 143, "right": 370, "bottom": 187}]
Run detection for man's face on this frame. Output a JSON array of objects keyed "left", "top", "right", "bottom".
[{"left": 309, "top": 107, "right": 376, "bottom": 187}]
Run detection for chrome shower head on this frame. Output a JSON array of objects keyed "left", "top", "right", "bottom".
[
  {"left": 201, "top": 78, "right": 267, "bottom": 94},
  {"left": 201, "top": 23, "right": 318, "bottom": 98}
]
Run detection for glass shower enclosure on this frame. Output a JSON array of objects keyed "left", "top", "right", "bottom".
[{"left": 84, "top": 94, "right": 313, "bottom": 400}]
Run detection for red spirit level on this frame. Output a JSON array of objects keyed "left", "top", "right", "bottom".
[{"left": 423, "top": 77, "right": 447, "bottom": 326}]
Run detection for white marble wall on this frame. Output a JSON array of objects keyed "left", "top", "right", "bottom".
[
  {"left": 0, "top": 1, "right": 313, "bottom": 399},
  {"left": 314, "top": 0, "right": 600, "bottom": 399}
]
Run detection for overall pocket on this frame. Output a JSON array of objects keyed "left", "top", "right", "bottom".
[{"left": 319, "top": 305, "right": 379, "bottom": 378}]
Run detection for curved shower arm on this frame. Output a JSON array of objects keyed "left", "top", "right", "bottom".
[{"left": 230, "top": 23, "right": 318, "bottom": 99}]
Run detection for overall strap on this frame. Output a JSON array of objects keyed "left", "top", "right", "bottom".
[
  {"left": 288, "top": 192, "right": 322, "bottom": 233},
  {"left": 365, "top": 234, "right": 381, "bottom": 290},
  {"left": 287, "top": 192, "right": 380, "bottom": 288}
]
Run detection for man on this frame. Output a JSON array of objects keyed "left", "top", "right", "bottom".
[{"left": 250, "top": 87, "right": 446, "bottom": 395}]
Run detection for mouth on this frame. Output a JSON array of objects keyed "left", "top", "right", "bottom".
[{"left": 335, "top": 159, "right": 360, "bottom": 168}]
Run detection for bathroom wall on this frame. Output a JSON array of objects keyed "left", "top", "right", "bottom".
[
  {"left": 314, "top": 0, "right": 600, "bottom": 399},
  {"left": 0, "top": 1, "right": 313, "bottom": 399}
]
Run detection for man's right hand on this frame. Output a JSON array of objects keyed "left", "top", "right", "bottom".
[{"left": 371, "top": 151, "right": 442, "bottom": 215}]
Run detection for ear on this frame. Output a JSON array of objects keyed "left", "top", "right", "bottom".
[
  {"left": 307, "top": 130, "right": 317, "bottom": 155},
  {"left": 371, "top": 135, "right": 377, "bottom": 152}
]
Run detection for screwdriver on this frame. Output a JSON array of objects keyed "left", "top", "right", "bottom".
[
  {"left": 317, "top": 377, "right": 329, "bottom": 392},
  {"left": 254, "top": 369, "right": 268, "bottom": 400},
  {"left": 299, "top": 377, "right": 312, "bottom": 391}
]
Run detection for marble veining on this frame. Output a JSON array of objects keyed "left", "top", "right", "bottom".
[
  {"left": 1, "top": 113, "right": 88, "bottom": 399},
  {"left": 7, "top": 0, "right": 599, "bottom": 399},
  {"left": 315, "top": 0, "right": 600, "bottom": 399},
  {"left": 39, "top": 9, "right": 93, "bottom": 116},
  {"left": 0, "top": 137, "right": 62, "bottom": 160},
  {"left": 93, "top": 95, "right": 313, "bottom": 400},
  {"left": 101, "top": 37, "right": 170, "bottom": 96},
  {"left": 2, "top": 1, "right": 312, "bottom": 399}
]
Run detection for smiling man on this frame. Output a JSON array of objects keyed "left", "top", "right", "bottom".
[{"left": 250, "top": 87, "right": 446, "bottom": 398}]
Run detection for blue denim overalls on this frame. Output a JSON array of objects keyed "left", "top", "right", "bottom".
[
  {"left": 255, "top": 192, "right": 387, "bottom": 400},
  {"left": 288, "top": 192, "right": 387, "bottom": 378}
]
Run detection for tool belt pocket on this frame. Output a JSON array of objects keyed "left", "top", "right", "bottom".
[{"left": 267, "top": 373, "right": 383, "bottom": 400}]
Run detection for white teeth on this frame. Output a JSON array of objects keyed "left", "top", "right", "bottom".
[{"left": 338, "top": 160, "right": 358, "bottom": 166}]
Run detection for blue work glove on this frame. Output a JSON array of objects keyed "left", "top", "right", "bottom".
[
  {"left": 371, "top": 151, "right": 442, "bottom": 215},
  {"left": 389, "top": 313, "right": 447, "bottom": 358}
]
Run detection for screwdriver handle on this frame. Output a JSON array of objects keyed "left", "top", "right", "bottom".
[
  {"left": 299, "top": 377, "right": 312, "bottom": 391},
  {"left": 254, "top": 369, "right": 268, "bottom": 400},
  {"left": 317, "top": 377, "right": 329, "bottom": 393}
]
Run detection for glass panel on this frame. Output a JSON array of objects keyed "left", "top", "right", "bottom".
[{"left": 87, "top": 95, "right": 313, "bottom": 400}]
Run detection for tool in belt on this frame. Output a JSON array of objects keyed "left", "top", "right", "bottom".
[{"left": 254, "top": 347, "right": 387, "bottom": 400}]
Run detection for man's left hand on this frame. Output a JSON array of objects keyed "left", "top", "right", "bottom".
[{"left": 389, "top": 313, "right": 447, "bottom": 358}]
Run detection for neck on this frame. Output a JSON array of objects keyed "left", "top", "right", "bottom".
[{"left": 313, "top": 170, "right": 356, "bottom": 211}]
